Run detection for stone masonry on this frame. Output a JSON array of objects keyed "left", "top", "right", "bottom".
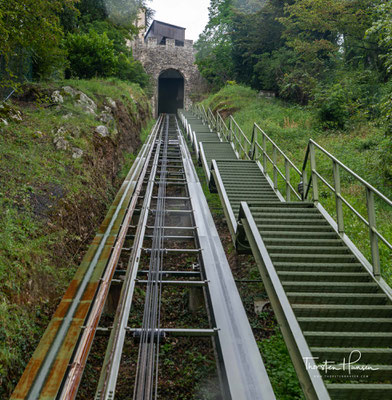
[{"left": 132, "top": 38, "right": 204, "bottom": 116}]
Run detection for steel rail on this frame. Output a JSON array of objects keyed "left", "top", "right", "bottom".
[
  {"left": 95, "top": 117, "right": 165, "bottom": 400},
  {"left": 134, "top": 116, "right": 169, "bottom": 399},
  {"left": 57, "top": 117, "right": 164, "bottom": 400}
]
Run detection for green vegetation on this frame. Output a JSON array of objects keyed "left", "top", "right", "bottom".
[
  {"left": 259, "top": 331, "right": 304, "bottom": 400},
  {"left": 196, "top": 0, "right": 392, "bottom": 168},
  {"left": 202, "top": 83, "right": 392, "bottom": 284},
  {"left": 0, "top": 0, "right": 153, "bottom": 94},
  {"left": 0, "top": 79, "right": 151, "bottom": 397}
]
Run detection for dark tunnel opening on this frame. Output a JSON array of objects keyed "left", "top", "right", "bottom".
[{"left": 158, "top": 69, "right": 184, "bottom": 115}]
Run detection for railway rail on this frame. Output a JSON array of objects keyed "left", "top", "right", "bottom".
[{"left": 11, "top": 114, "right": 275, "bottom": 399}]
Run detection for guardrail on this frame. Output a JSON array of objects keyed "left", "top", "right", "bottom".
[
  {"left": 302, "top": 139, "right": 392, "bottom": 278},
  {"left": 192, "top": 104, "right": 392, "bottom": 285},
  {"left": 228, "top": 116, "right": 251, "bottom": 160},
  {"left": 199, "top": 104, "right": 300, "bottom": 199},
  {"left": 251, "top": 123, "right": 302, "bottom": 201}
]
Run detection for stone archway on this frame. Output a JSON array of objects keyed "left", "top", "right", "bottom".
[{"left": 158, "top": 69, "right": 184, "bottom": 114}]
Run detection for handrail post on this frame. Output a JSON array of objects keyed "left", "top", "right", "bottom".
[
  {"left": 242, "top": 128, "right": 246, "bottom": 159},
  {"left": 309, "top": 142, "right": 319, "bottom": 203},
  {"left": 333, "top": 161, "right": 344, "bottom": 234},
  {"left": 285, "top": 159, "right": 291, "bottom": 202},
  {"left": 229, "top": 117, "right": 233, "bottom": 143},
  {"left": 273, "top": 146, "right": 278, "bottom": 190},
  {"left": 366, "top": 188, "right": 381, "bottom": 277},
  {"left": 262, "top": 134, "right": 267, "bottom": 173},
  {"left": 302, "top": 169, "right": 307, "bottom": 201},
  {"left": 250, "top": 125, "right": 256, "bottom": 160}
]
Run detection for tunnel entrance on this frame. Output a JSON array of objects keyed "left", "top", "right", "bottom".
[{"left": 158, "top": 69, "right": 184, "bottom": 114}]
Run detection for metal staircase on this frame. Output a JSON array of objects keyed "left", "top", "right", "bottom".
[{"left": 180, "top": 106, "right": 392, "bottom": 400}]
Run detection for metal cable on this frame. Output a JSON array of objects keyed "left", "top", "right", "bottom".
[{"left": 134, "top": 115, "right": 169, "bottom": 399}]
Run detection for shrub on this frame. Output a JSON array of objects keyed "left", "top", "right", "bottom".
[
  {"left": 115, "top": 54, "right": 151, "bottom": 90},
  {"left": 278, "top": 69, "right": 317, "bottom": 105},
  {"left": 313, "top": 83, "right": 351, "bottom": 129},
  {"left": 64, "top": 30, "right": 117, "bottom": 79}
]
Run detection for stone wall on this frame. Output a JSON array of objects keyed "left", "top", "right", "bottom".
[{"left": 132, "top": 38, "right": 204, "bottom": 116}]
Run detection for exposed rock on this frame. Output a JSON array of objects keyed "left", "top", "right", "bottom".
[
  {"left": 62, "top": 113, "right": 73, "bottom": 120},
  {"left": 107, "top": 97, "right": 117, "bottom": 109},
  {"left": 99, "top": 107, "right": 114, "bottom": 124},
  {"left": 53, "top": 136, "right": 69, "bottom": 151},
  {"left": 95, "top": 125, "right": 109, "bottom": 137},
  {"left": 9, "top": 109, "right": 22, "bottom": 121},
  {"left": 55, "top": 127, "right": 67, "bottom": 136},
  {"left": 72, "top": 147, "right": 84, "bottom": 159},
  {"left": 254, "top": 298, "right": 270, "bottom": 314},
  {"left": 76, "top": 92, "right": 97, "bottom": 114},
  {"left": 51, "top": 91, "right": 64, "bottom": 104},
  {"left": 258, "top": 90, "right": 276, "bottom": 98},
  {"left": 34, "top": 131, "right": 44, "bottom": 138},
  {"left": 83, "top": 106, "right": 97, "bottom": 115},
  {"left": 62, "top": 86, "right": 78, "bottom": 97},
  {"left": 63, "top": 86, "right": 97, "bottom": 115}
]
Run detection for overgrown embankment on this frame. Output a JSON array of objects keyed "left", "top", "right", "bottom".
[{"left": 0, "top": 79, "right": 152, "bottom": 397}]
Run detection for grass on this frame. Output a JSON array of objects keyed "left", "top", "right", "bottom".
[
  {"left": 0, "top": 78, "right": 151, "bottom": 397},
  {"left": 202, "top": 83, "right": 392, "bottom": 285}
]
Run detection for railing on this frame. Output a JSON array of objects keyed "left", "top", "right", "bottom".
[
  {"left": 188, "top": 105, "right": 392, "bottom": 284},
  {"left": 302, "top": 140, "right": 392, "bottom": 278},
  {"left": 207, "top": 108, "right": 301, "bottom": 200},
  {"left": 201, "top": 104, "right": 208, "bottom": 123},
  {"left": 228, "top": 116, "right": 251, "bottom": 160},
  {"left": 216, "top": 112, "right": 230, "bottom": 141},
  {"left": 251, "top": 123, "right": 302, "bottom": 201},
  {"left": 197, "top": 106, "right": 250, "bottom": 160},
  {"left": 207, "top": 108, "right": 216, "bottom": 130}
]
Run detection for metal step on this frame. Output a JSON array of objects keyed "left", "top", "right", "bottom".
[
  {"left": 297, "top": 317, "right": 392, "bottom": 332},
  {"left": 282, "top": 281, "right": 380, "bottom": 293},
  {"left": 310, "top": 347, "right": 392, "bottom": 364},
  {"left": 287, "top": 292, "right": 388, "bottom": 305},
  {"left": 292, "top": 304, "right": 392, "bottom": 318},
  {"left": 304, "top": 331, "right": 392, "bottom": 347},
  {"left": 267, "top": 245, "right": 351, "bottom": 255},
  {"left": 326, "top": 383, "right": 392, "bottom": 399},
  {"left": 279, "top": 271, "right": 370, "bottom": 283}
]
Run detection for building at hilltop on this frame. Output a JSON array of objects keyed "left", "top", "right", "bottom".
[{"left": 132, "top": 17, "right": 204, "bottom": 116}]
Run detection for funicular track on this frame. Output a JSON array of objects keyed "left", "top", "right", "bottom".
[
  {"left": 180, "top": 107, "right": 392, "bottom": 400},
  {"left": 12, "top": 115, "right": 275, "bottom": 400}
]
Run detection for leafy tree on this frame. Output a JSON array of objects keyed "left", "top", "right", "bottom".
[
  {"left": 230, "top": 0, "right": 292, "bottom": 89},
  {"left": 115, "top": 54, "right": 151, "bottom": 89},
  {"left": 84, "top": 20, "right": 133, "bottom": 54},
  {"left": 77, "top": 0, "right": 108, "bottom": 24},
  {"left": 0, "top": 0, "right": 77, "bottom": 82},
  {"left": 64, "top": 30, "right": 118, "bottom": 79},
  {"left": 367, "top": 1, "right": 392, "bottom": 74},
  {"left": 195, "top": 0, "right": 235, "bottom": 89}
]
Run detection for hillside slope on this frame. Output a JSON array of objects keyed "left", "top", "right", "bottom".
[{"left": 0, "top": 79, "right": 151, "bottom": 396}]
